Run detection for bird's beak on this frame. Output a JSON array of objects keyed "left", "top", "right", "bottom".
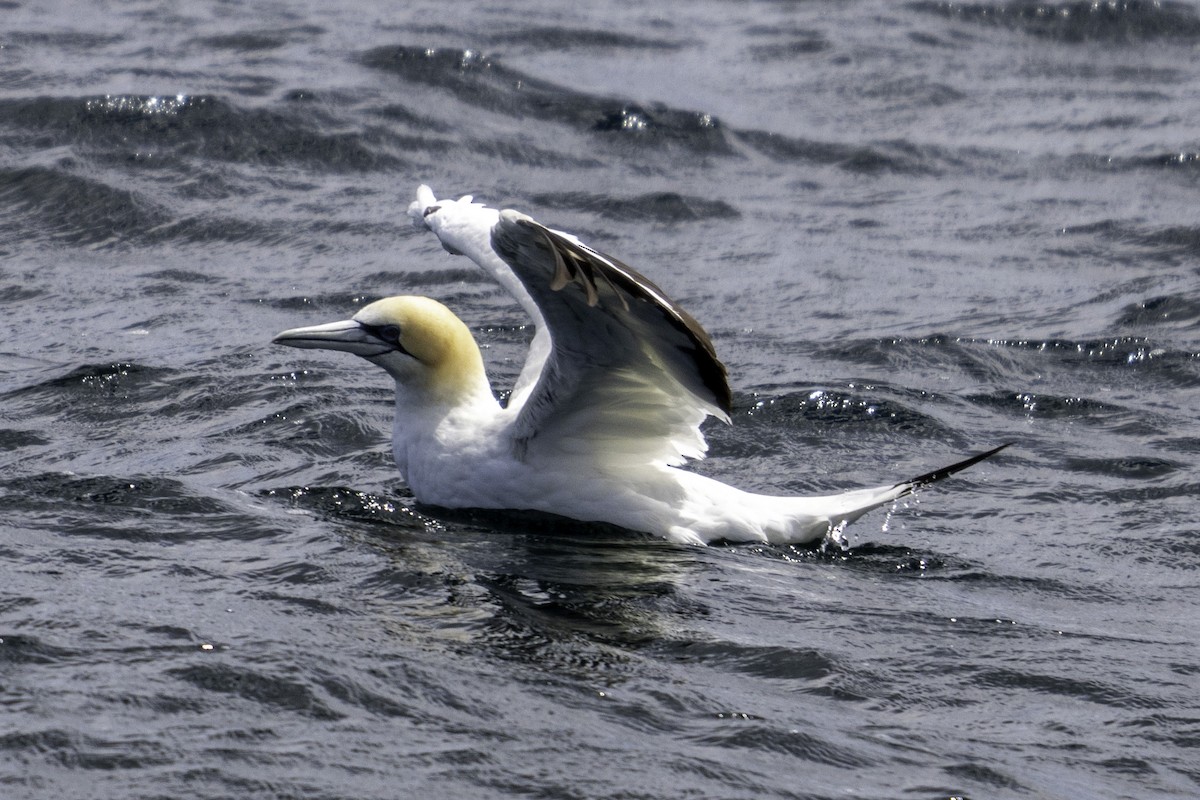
[{"left": 272, "top": 320, "right": 391, "bottom": 358}]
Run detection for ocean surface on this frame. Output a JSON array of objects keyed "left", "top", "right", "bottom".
[{"left": 2, "top": 1, "right": 1199, "bottom": 798}]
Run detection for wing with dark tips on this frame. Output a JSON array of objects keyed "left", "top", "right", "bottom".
[{"left": 490, "top": 210, "right": 732, "bottom": 466}]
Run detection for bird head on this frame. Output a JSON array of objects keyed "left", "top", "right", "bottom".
[{"left": 273, "top": 295, "right": 490, "bottom": 405}]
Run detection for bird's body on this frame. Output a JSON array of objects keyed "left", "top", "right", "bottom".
[{"left": 273, "top": 186, "right": 1006, "bottom": 546}]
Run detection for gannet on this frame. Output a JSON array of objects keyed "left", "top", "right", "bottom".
[{"left": 272, "top": 185, "right": 1007, "bottom": 546}]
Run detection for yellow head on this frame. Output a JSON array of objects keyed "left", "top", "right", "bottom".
[{"left": 273, "top": 295, "right": 491, "bottom": 406}]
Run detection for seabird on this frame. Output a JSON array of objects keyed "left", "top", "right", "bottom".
[{"left": 272, "top": 185, "right": 1007, "bottom": 546}]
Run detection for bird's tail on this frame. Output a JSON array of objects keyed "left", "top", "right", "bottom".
[
  {"left": 893, "top": 442, "right": 1012, "bottom": 497},
  {"left": 814, "top": 443, "right": 1011, "bottom": 541}
]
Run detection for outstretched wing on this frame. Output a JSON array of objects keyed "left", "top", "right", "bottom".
[
  {"left": 409, "top": 185, "right": 731, "bottom": 467},
  {"left": 489, "top": 209, "right": 731, "bottom": 466}
]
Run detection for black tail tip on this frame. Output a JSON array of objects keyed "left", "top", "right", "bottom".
[{"left": 896, "top": 442, "right": 1014, "bottom": 493}]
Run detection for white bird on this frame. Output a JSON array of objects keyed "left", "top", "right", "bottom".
[{"left": 272, "top": 185, "right": 1007, "bottom": 546}]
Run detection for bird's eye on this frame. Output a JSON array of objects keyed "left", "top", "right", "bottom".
[{"left": 377, "top": 324, "right": 401, "bottom": 344}]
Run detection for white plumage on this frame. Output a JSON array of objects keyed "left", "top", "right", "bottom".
[{"left": 272, "top": 185, "right": 1006, "bottom": 546}]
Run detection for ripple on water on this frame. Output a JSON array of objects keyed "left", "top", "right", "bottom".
[
  {"left": 360, "top": 45, "right": 731, "bottom": 154},
  {"left": 4, "top": 362, "right": 176, "bottom": 415},
  {"left": 0, "top": 164, "right": 170, "bottom": 247},
  {"left": 745, "top": 386, "right": 944, "bottom": 426},
  {"left": 657, "top": 639, "right": 836, "bottom": 682},
  {"left": 191, "top": 24, "right": 325, "bottom": 53},
  {"left": 262, "top": 485, "right": 431, "bottom": 532},
  {"left": 726, "top": 386, "right": 957, "bottom": 469},
  {"left": 734, "top": 128, "right": 948, "bottom": 175},
  {"left": 0, "top": 633, "right": 79, "bottom": 666},
  {"left": 486, "top": 25, "right": 685, "bottom": 52},
  {"left": 908, "top": 0, "right": 1200, "bottom": 44},
  {"left": 1058, "top": 220, "right": 1200, "bottom": 265},
  {"left": 168, "top": 663, "right": 342, "bottom": 720},
  {"left": 529, "top": 190, "right": 740, "bottom": 223},
  {"left": 967, "top": 389, "right": 1130, "bottom": 419},
  {"left": 824, "top": 335, "right": 1200, "bottom": 405},
  {"left": 1116, "top": 294, "right": 1200, "bottom": 328},
  {"left": 0, "top": 728, "right": 175, "bottom": 771},
  {"left": 0, "top": 472, "right": 287, "bottom": 541},
  {"left": 689, "top": 722, "right": 876, "bottom": 769},
  {"left": 1063, "top": 454, "right": 1181, "bottom": 479}
]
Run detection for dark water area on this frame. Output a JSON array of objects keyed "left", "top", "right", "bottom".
[{"left": 2, "top": 1, "right": 1199, "bottom": 798}]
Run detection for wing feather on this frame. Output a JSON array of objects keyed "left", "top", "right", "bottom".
[{"left": 490, "top": 210, "right": 732, "bottom": 466}]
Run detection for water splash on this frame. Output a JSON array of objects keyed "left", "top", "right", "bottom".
[
  {"left": 880, "top": 501, "right": 896, "bottom": 534},
  {"left": 821, "top": 519, "right": 851, "bottom": 552}
]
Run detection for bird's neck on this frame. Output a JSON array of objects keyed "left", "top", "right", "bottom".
[
  {"left": 395, "top": 362, "right": 497, "bottom": 415},
  {"left": 428, "top": 335, "right": 495, "bottom": 408},
  {"left": 389, "top": 371, "right": 502, "bottom": 485}
]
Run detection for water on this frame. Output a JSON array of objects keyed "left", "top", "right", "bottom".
[{"left": 2, "top": 1, "right": 1199, "bottom": 797}]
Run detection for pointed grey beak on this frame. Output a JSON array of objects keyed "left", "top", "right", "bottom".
[{"left": 272, "top": 319, "right": 392, "bottom": 358}]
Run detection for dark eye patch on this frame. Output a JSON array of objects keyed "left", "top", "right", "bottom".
[
  {"left": 359, "top": 322, "right": 414, "bottom": 358},
  {"left": 360, "top": 323, "right": 400, "bottom": 343}
]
